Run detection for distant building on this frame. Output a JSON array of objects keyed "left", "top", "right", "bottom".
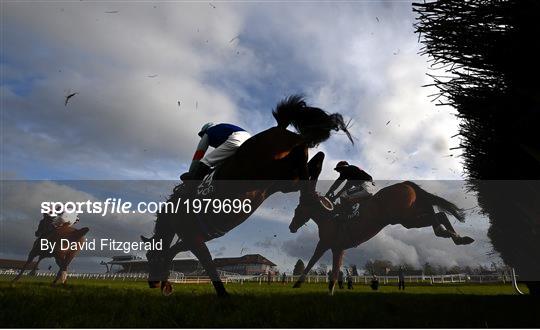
[
  {"left": 214, "top": 254, "right": 277, "bottom": 275},
  {"left": 102, "top": 254, "right": 276, "bottom": 275},
  {"left": 102, "top": 255, "right": 143, "bottom": 273},
  {"left": 0, "top": 258, "right": 38, "bottom": 271},
  {"left": 101, "top": 255, "right": 201, "bottom": 274}
]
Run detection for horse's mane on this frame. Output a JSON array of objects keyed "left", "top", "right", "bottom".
[{"left": 272, "top": 95, "right": 353, "bottom": 147}]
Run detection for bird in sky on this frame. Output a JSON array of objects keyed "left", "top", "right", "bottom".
[{"left": 65, "top": 92, "right": 78, "bottom": 106}]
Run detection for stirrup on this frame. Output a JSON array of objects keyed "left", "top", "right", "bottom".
[
  {"left": 319, "top": 196, "right": 334, "bottom": 211},
  {"left": 173, "top": 183, "right": 185, "bottom": 194}
]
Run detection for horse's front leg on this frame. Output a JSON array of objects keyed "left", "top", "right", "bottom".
[
  {"left": 188, "top": 237, "right": 228, "bottom": 297},
  {"left": 329, "top": 249, "right": 344, "bottom": 296},
  {"left": 144, "top": 230, "right": 176, "bottom": 293},
  {"left": 292, "top": 146, "right": 317, "bottom": 204},
  {"left": 293, "top": 241, "right": 328, "bottom": 288},
  {"left": 56, "top": 250, "right": 79, "bottom": 285},
  {"left": 29, "top": 255, "right": 44, "bottom": 276},
  {"left": 307, "top": 151, "right": 325, "bottom": 181}
]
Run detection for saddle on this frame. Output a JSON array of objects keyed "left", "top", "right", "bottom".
[
  {"left": 169, "top": 169, "right": 227, "bottom": 240},
  {"left": 35, "top": 223, "right": 55, "bottom": 238},
  {"left": 332, "top": 194, "right": 371, "bottom": 222},
  {"left": 39, "top": 224, "right": 81, "bottom": 240}
]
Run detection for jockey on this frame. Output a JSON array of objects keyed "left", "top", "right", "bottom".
[
  {"left": 181, "top": 122, "right": 251, "bottom": 181},
  {"left": 52, "top": 211, "right": 79, "bottom": 228},
  {"left": 35, "top": 205, "right": 79, "bottom": 237},
  {"left": 325, "top": 161, "right": 373, "bottom": 204},
  {"left": 35, "top": 212, "right": 57, "bottom": 237}
]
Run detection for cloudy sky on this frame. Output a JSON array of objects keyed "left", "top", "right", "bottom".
[{"left": 1, "top": 1, "right": 501, "bottom": 273}]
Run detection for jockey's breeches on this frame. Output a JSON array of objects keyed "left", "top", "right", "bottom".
[{"left": 200, "top": 131, "right": 251, "bottom": 167}]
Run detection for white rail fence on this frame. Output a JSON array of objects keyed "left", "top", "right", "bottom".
[
  {"left": 250, "top": 273, "right": 514, "bottom": 285},
  {"left": 0, "top": 269, "right": 515, "bottom": 285}
]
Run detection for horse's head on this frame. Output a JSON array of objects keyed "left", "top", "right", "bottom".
[
  {"left": 141, "top": 235, "right": 171, "bottom": 289},
  {"left": 289, "top": 195, "right": 333, "bottom": 233},
  {"left": 289, "top": 203, "right": 311, "bottom": 233}
]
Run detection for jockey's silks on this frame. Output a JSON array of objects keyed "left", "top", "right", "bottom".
[{"left": 205, "top": 123, "right": 245, "bottom": 148}]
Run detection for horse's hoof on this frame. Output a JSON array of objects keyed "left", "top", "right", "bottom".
[
  {"left": 161, "top": 281, "right": 173, "bottom": 296},
  {"left": 434, "top": 228, "right": 452, "bottom": 238},
  {"left": 456, "top": 236, "right": 475, "bottom": 245},
  {"left": 217, "top": 290, "right": 230, "bottom": 298}
]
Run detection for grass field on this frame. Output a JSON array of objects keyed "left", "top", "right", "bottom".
[{"left": 1, "top": 277, "right": 539, "bottom": 327}]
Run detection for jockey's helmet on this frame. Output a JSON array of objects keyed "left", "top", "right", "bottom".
[
  {"left": 334, "top": 161, "right": 349, "bottom": 171},
  {"left": 198, "top": 122, "right": 214, "bottom": 137}
]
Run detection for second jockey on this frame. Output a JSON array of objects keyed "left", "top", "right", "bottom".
[
  {"left": 325, "top": 161, "right": 373, "bottom": 204},
  {"left": 181, "top": 122, "right": 251, "bottom": 181},
  {"left": 35, "top": 205, "right": 79, "bottom": 238}
]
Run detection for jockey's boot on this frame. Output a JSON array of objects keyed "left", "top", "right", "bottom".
[
  {"left": 180, "top": 162, "right": 211, "bottom": 196},
  {"left": 299, "top": 189, "right": 320, "bottom": 207},
  {"left": 192, "top": 162, "right": 211, "bottom": 181}
]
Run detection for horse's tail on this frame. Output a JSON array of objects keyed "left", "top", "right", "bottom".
[
  {"left": 404, "top": 181, "right": 466, "bottom": 222},
  {"left": 272, "top": 94, "right": 353, "bottom": 147}
]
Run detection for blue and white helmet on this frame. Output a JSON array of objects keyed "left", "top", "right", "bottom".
[{"left": 198, "top": 122, "right": 214, "bottom": 137}]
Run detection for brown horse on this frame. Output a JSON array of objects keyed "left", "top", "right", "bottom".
[
  {"left": 141, "top": 95, "right": 353, "bottom": 296},
  {"left": 289, "top": 155, "right": 474, "bottom": 294},
  {"left": 12, "top": 225, "right": 89, "bottom": 285}
]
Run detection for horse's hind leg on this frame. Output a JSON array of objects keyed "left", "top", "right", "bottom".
[
  {"left": 52, "top": 256, "right": 65, "bottom": 286},
  {"left": 53, "top": 266, "right": 68, "bottom": 286},
  {"left": 293, "top": 241, "right": 329, "bottom": 288},
  {"left": 432, "top": 224, "right": 452, "bottom": 238},
  {"left": 57, "top": 251, "right": 79, "bottom": 285},
  {"left": 433, "top": 212, "right": 474, "bottom": 245},
  {"left": 52, "top": 270, "right": 63, "bottom": 286},
  {"left": 12, "top": 247, "right": 39, "bottom": 282},
  {"left": 290, "top": 147, "right": 317, "bottom": 203},
  {"left": 431, "top": 211, "right": 452, "bottom": 238}
]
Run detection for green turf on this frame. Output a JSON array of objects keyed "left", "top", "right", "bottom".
[{"left": 1, "top": 277, "right": 538, "bottom": 327}]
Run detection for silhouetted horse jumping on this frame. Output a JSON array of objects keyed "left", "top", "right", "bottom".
[
  {"left": 141, "top": 95, "right": 352, "bottom": 296},
  {"left": 12, "top": 224, "right": 89, "bottom": 285},
  {"left": 289, "top": 152, "right": 474, "bottom": 294}
]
